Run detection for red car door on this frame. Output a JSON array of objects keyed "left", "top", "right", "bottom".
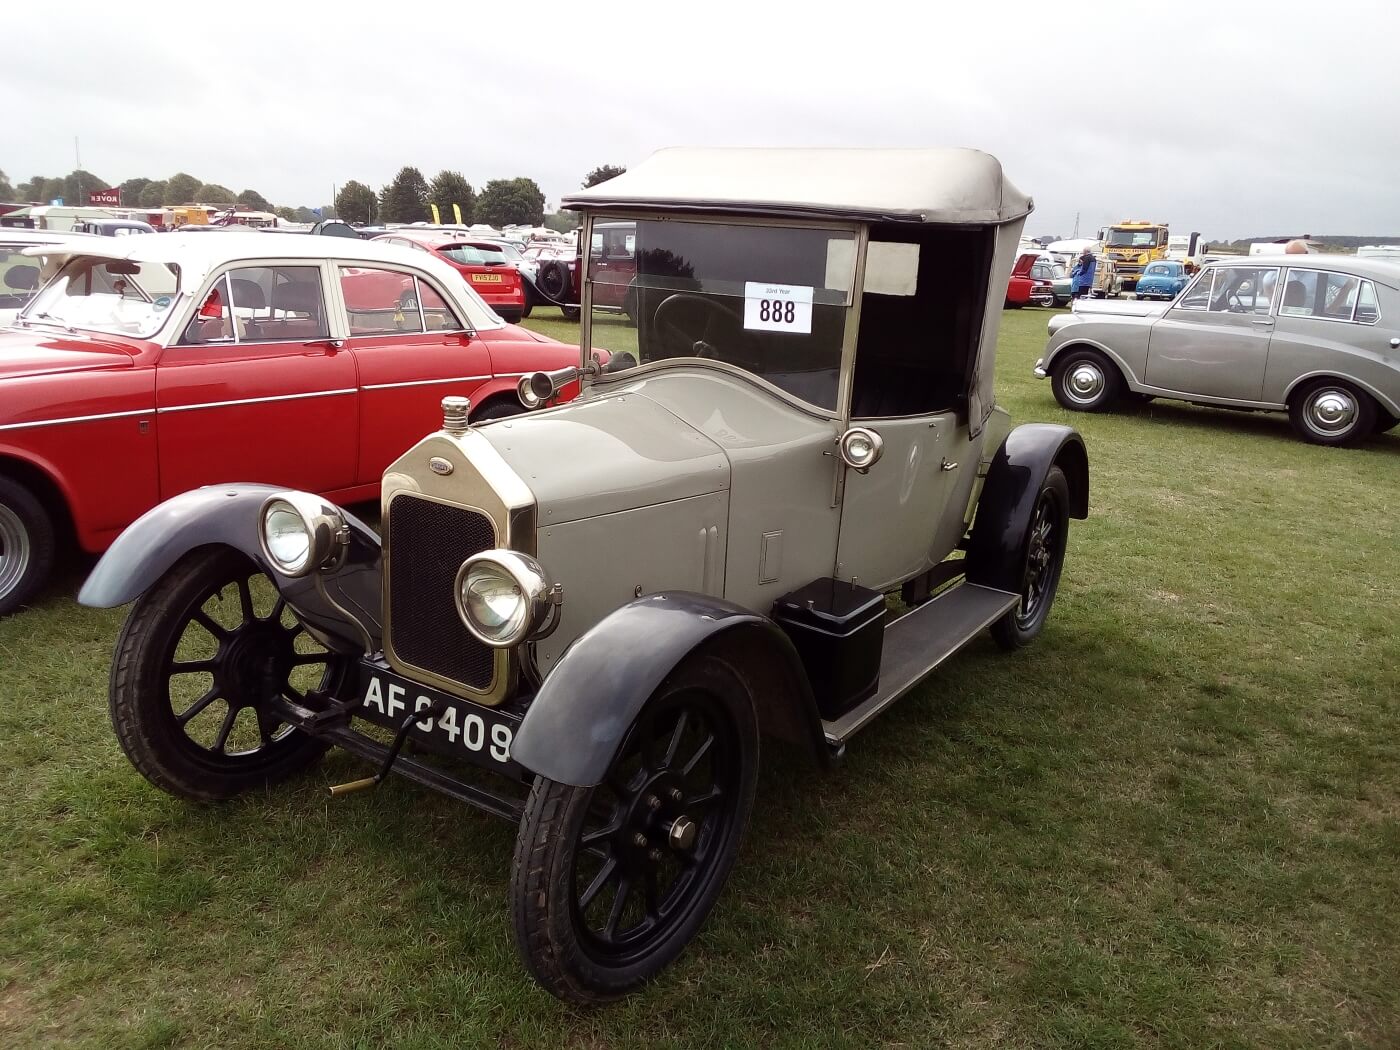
[
  {"left": 155, "top": 264, "right": 359, "bottom": 498},
  {"left": 337, "top": 265, "right": 494, "bottom": 479}
]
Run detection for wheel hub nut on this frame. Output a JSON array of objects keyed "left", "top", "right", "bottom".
[
  {"left": 632, "top": 832, "right": 648, "bottom": 848},
  {"left": 668, "top": 816, "right": 697, "bottom": 852}
]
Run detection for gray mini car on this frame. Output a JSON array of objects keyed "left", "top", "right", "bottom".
[
  {"left": 81, "top": 147, "right": 1089, "bottom": 1003},
  {"left": 1036, "top": 256, "right": 1400, "bottom": 446}
]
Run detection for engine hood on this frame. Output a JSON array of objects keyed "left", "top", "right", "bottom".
[
  {"left": 0, "top": 328, "right": 137, "bottom": 380},
  {"left": 479, "top": 390, "right": 730, "bottom": 527}
]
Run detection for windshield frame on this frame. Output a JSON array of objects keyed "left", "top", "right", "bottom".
[
  {"left": 19, "top": 254, "right": 185, "bottom": 339},
  {"left": 578, "top": 209, "right": 867, "bottom": 422}
]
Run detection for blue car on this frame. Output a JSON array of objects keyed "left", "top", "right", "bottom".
[{"left": 1134, "top": 260, "right": 1189, "bottom": 300}]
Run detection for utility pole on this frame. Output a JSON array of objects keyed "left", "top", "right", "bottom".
[
  {"left": 1072, "top": 211, "right": 1080, "bottom": 239},
  {"left": 74, "top": 136, "right": 82, "bottom": 206}
]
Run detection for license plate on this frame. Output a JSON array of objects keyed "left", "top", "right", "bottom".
[
  {"left": 354, "top": 663, "right": 523, "bottom": 777},
  {"left": 471, "top": 273, "right": 503, "bottom": 284}
]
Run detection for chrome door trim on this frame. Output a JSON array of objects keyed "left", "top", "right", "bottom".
[
  {"left": 361, "top": 374, "right": 491, "bottom": 391},
  {"left": 0, "top": 408, "right": 154, "bottom": 432},
  {"left": 155, "top": 388, "right": 356, "bottom": 414}
]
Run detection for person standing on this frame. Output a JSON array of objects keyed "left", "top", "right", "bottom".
[{"left": 1071, "top": 247, "right": 1097, "bottom": 299}]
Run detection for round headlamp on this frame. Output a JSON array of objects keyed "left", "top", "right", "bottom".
[
  {"left": 454, "top": 550, "right": 554, "bottom": 648},
  {"left": 838, "top": 426, "right": 885, "bottom": 473},
  {"left": 258, "top": 492, "right": 349, "bottom": 578}
]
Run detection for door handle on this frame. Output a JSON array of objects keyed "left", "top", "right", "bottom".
[{"left": 1250, "top": 317, "right": 1274, "bottom": 327}]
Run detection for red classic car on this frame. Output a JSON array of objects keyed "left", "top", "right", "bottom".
[
  {"left": 0, "top": 232, "right": 582, "bottom": 614},
  {"left": 1006, "top": 251, "right": 1057, "bottom": 309},
  {"left": 372, "top": 231, "right": 527, "bottom": 323}
]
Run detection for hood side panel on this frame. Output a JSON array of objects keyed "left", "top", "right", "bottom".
[{"left": 481, "top": 392, "right": 730, "bottom": 527}]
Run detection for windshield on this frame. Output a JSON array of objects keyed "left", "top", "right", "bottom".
[
  {"left": 439, "top": 243, "right": 491, "bottom": 265},
  {"left": 1145, "top": 263, "right": 1175, "bottom": 276},
  {"left": 1107, "top": 228, "right": 1164, "bottom": 248},
  {"left": 586, "top": 218, "right": 856, "bottom": 411},
  {"left": 21, "top": 256, "right": 181, "bottom": 337}
]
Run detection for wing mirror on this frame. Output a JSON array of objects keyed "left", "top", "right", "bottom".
[{"left": 838, "top": 427, "right": 884, "bottom": 474}]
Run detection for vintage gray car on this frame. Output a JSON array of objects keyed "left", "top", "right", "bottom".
[
  {"left": 1036, "top": 256, "right": 1400, "bottom": 446},
  {"left": 80, "top": 148, "right": 1089, "bottom": 1003}
]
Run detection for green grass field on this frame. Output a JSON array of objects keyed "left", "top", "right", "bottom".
[{"left": 2, "top": 307, "right": 1397, "bottom": 1048}]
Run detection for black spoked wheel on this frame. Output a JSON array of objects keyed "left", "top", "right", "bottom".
[
  {"left": 990, "top": 465, "right": 1070, "bottom": 650},
  {"left": 511, "top": 656, "right": 758, "bottom": 1003},
  {"left": 109, "top": 546, "right": 345, "bottom": 801}
]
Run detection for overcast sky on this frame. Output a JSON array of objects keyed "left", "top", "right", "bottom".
[{"left": 7, "top": 1, "right": 1397, "bottom": 239}]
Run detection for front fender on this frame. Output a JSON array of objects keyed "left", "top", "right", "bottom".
[
  {"left": 967, "top": 425, "right": 1089, "bottom": 590},
  {"left": 511, "top": 591, "right": 825, "bottom": 787},
  {"left": 78, "top": 484, "right": 382, "bottom": 654}
]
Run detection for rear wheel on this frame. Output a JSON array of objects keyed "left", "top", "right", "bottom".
[
  {"left": 1051, "top": 348, "right": 1122, "bottom": 412},
  {"left": 988, "top": 466, "right": 1070, "bottom": 650},
  {"left": 109, "top": 547, "right": 345, "bottom": 801},
  {"left": 511, "top": 656, "right": 758, "bottom": 1003},
  {"left": 1288, "top": 378, "right": 1376, "bottom": 447},
  {"left": 0, "top": 475, "right": 55, "bottom": 616}
]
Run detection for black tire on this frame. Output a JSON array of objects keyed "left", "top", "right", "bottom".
[
  {"left": 538, "top": 261, "right": 572, "bottom": 303},
  {"left": 560, "top": 306, "right": 581, "bottom": 321},
  {"left": 988, "top": 465, "right": 1071, "bottom": 650},
  {"left": 1288, "top": 378, "right": 1377, "bottom": 447},
  {"left": 0, "top": 475, "right": 56, "bottom": 616},
  {"left": 1375, "top": 410, "right": 1399, "bottom": 435},
  {"left": 622, "top": 287, "right": 639, "bottom": 327},
  {"left": 1051, "top": 348, "right": 1122, "bottom": 412},
  {"left": 521, "top": 302, "right": 533, "bottom": 319},
  {"left": 109, "top": 546, "right": 344, "bottom": 801},
  {"left": 497, "top": 308, "right": 523, "bottom": 324},
  {"left": 473, "top": 398, "right": 525, "bottom": 422},
  {"left": 511, "top": 655, "right": 758, "bottom": 1003}
]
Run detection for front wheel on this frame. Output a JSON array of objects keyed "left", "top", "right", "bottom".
[
  {"left": 988, "top": 465, "right": 1070, "bottom": 650},
  {"left": 109, "top": 547, "right": 345, "bottom": 801},
  {"left": 1288, "top": 379, "right": 1377, "bottom": 447},
  {"left": 1051, "top": 349, "right": 1122, "bottom": 412},
  {"left": 510, "top": 656, "right": 758, "bottom": 1003}
]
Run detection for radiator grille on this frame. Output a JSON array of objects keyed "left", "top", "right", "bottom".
[{"left": 387, "top": 495, "right": 496, "bottom": 691}]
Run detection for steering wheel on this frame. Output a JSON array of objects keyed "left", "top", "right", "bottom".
[
  {"left": 651, "top": 293, "right": 745, "bottom": 362},
  {"left": 1225, "top": 289, "right": 1248, "bottom": 313}
]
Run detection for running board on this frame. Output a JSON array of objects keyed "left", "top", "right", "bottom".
[{"left": 822, "top": 583, "right": 1019, "bottom": 745}]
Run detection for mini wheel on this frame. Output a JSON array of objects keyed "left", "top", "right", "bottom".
[
  {"left": 988, "top": 465, "right": 1070, "bottom": 650},
  {"left": 510, "top": 655, "right": 758, "bottom": 1003},
  {"left": 109, "top": 547, "right": 346, "bottom": 801},
  {"left": 1288, "top": 378, "right": 1377, "bottom": 447},
  {"left": 1051, "top": 349, "right": 1122, "bottom": 412},
  {"left": 473, "top": 399, "right": 525, "bottom": 422},
  {"left": 0, "top": 475, "right": 55, "bottom": 616}
]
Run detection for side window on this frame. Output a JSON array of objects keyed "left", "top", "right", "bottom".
[
  {"left": 227, "top": 265, "right": 328, "bottom": 342},
  {"left": 1355, "top": 280, "right": 1379, "bottom": 324},
  {"left": 1205, "top": 267, "right": 1275, "bottom": 315},
  {"left": 1279, "top": 270, "right": 1378, "bottom": 323},
  {"left": 1175, "top": 269, "right": 1215, "bottom": 311},
  {"left": 179, "top": 274, "right": 234, "bottom": 344},
  {"left": 419, "top": 279, "right": 466, "bottom": 331},
  {"left": 338, "top": 266, "right": 425, "bottom": 336}
]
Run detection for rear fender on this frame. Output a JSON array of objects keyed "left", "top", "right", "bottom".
[
  {"left": 966, "top": 424, "right": 1089, "bottom": 589},
  {"left": 77, "top": 484, "right": 381, "bottom": 654},
  {"left": 511, "top": 591, "right": 827, "bottom": 786}
]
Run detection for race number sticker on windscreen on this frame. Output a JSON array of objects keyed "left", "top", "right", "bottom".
[{"left": 744, "top": 281, "right": 813, "bottom": 334}]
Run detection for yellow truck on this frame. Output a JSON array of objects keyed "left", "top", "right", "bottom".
[{"left": 1099, "top": 219, "right": 1169, "bottom": 292}]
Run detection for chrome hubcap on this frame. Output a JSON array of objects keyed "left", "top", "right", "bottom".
[
  {"left": 1065, "top": 362, "right": 1105, "bottom": 404},
  {"left": 0, "top": 502, "right": 31, "bottom": 601},
  {"left": 1307, "top": 389, "right": 1357, "bottom": 434}
]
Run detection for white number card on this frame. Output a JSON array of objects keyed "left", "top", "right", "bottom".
[{"left": 743, "top": 281, "right": 814, "bottom": 334}]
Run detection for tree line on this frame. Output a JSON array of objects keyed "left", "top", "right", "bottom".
[{"left": 0, "top": 163, "right": 629, "bottom": 227}]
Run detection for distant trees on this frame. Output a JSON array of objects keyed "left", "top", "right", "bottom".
[
  {"left": 165, "top": 172, "right": 201, "bottom": 204},
  {"left": 476, "top": 177, "right": 546, "bottom": 227},
  {"left": 119, "top": 177, "right": 151, "bottom": 204},
  {"left": 334, "top": 181, "right": 377, "bottom": 224},
  {"left": 237, "top": 188, "right": 271, "bottom": 211},
  {"left": 428, "top": 170, "right": 475, "bottom": 223},
  {"left": 582, "top": 165, "right": 626, "bottom": 188},
  {"left": 0, "top": 170, "right": 13, "bottom": 202},
  {"left": 378, "top": 167, "right": 430, "bottom": 224},
  {"left": 195, "top": 183, "right": 236, "bottom": 205},
  {"left": 139, "top": 181, "right": 168, "bottom": 207}
]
